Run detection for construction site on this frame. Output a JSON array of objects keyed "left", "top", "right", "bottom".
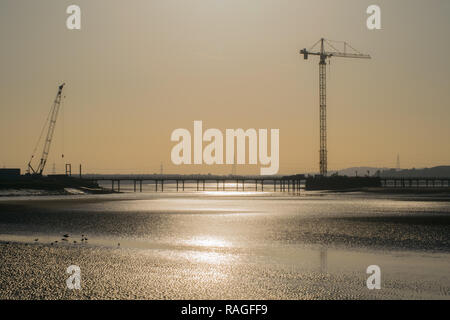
[{"left": 1, "top": 38, "right": 449, "bottom": 193}]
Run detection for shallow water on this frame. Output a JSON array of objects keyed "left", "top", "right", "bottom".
[{"left": 0, "top": 191, "right": 449, "bottom": 299}]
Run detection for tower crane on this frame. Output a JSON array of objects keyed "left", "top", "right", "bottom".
[
  {"left": 27, "top": 83, "right": 65, "bottom": 175},
  {"left": 300, "top": 38, "right": 370, "bottom": 176}
]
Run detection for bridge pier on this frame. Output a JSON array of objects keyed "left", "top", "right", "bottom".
[
  {"left": 94, "top": 176, "right": 306, "bottom": 194},
  {"left": 381, "top": 177, "right": 450, "bottom": 189}
]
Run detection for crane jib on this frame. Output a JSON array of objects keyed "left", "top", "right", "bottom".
[{"left": 27, "top": 83, "right": 65, "bottom": 176}]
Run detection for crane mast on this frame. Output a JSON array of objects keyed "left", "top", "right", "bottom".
[
  {"left": 319, "top": 45, "right": 327, "bottom": 177},
  {"left": 300, "top": 38, "right": 370, "bottom": 176},
  {"left": 27, "top": 83, "right": 65, "bottom": 175}
]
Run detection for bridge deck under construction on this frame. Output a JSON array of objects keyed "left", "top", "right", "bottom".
[{"left": 89, "top": 176, "right": 305, "bottom": 193}]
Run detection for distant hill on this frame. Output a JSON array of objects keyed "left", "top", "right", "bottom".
[
  {"left": 378, "top": 166, "right": 450, "bottom": 178},
  {"left": 316, "top": 166, "right": 450, "bottom": 178}
]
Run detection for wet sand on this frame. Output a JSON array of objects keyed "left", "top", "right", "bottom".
[{"left": 0, "top": 241, "right": 449, "bottom": 300}]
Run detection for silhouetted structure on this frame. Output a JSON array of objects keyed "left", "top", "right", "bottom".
[
  {"left": 0, "top": 169, "right": 20, "bottom": 177},
  {"left": 86, "top": 174, "right": 305, "bottom": 194},
  {"left": 306, "top": 175, "right": 381, "bottom": 190},
  {"left": 27, "top": 83, "right": 66, "bottom": 175},
  {"left": 300, "top": 38, "right": 371, "bottom": 176}
]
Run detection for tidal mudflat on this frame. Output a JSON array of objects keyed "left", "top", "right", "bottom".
[{"left": 0, "top": 191, "right": 449, "bottom": 299}]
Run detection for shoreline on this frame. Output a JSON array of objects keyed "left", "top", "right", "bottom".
[
  {"left": 1, "top": 186, "right": 450, "bottom": 198},
  {"left": 0, "top": 187, "right": 116, "bottom": 198}
]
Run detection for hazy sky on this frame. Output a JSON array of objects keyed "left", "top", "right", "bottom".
[{"left": 1, "top": 0, "right": 449, "bottom": 175}]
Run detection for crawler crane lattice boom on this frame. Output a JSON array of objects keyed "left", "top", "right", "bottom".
[{"left": 27, "top": 83, "right": 65, "bottom": 175}]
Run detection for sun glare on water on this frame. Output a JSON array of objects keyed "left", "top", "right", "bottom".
[{"left": 185, "top": 236, "right": 231, "bottom": 248}]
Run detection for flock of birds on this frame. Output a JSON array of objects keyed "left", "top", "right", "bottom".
[
  {"left": 33, "top": 234, "right": 88, "bottom": 245},
  {"left": 32, "top": 234, "right": 120, "bottom": 247}
]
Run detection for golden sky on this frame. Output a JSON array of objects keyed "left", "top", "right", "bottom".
[{"left": 1, "top": 0, "right": 449, "bottom": 175}]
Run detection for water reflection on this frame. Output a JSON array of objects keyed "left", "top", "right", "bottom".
[
  {"left": 320, "top": 247, "right": 328, "bottom": 273},
  {"left": 1, "top": 191, "right": 450, "bottom": 299},
  {"left": 184, "top": 236, "right": 231, "bottom": 248}
]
